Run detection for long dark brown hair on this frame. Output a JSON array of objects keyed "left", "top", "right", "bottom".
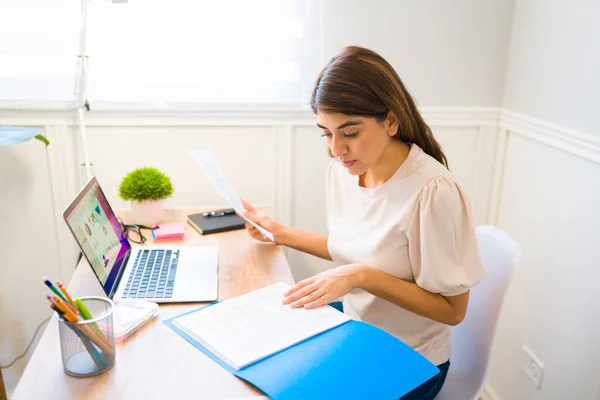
[{"left": 310, "top": 46, "right": 448, "bottom": 169}]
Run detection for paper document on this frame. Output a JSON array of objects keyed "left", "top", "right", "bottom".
[
  {"left": 190, "top": 149, "right": 274, "bottom": 241},
  {"left": 172, "top": 282, "right": 351, "bottom": 370}
]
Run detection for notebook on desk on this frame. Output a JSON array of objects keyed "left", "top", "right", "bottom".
[
  {"left": 164, "top": 282, "right": 439, "bottom": 399},
  {"left": 187, "top": 209, "right": 246, "bottom": 235}
]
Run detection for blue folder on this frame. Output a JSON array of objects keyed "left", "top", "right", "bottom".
[{"left": 164, "top": 305, "right": 439, "bottom": 400}]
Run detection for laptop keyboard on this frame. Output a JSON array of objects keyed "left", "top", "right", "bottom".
[{"left": 122, "top": 249, "right": 179, "bottom": 299}]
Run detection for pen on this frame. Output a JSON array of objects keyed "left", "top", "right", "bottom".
[
  {"left": 75, "top": 298, "right": 108, "bottom": 341},
  {"left": 75, "top": 298, "right": 94, "bottom": 320},
  {"left": 53, "top": 297, "right": 114, "bottom": 357},
  {"left": 202, "top": 208, "right": 236, "bottom": 217},
  {"left": 53, "top": 292, "right": 78, "bottom": 316},
  {"left": 49, "top": 301, "right": 107, "bottom": 369},
  {"left": 43, "top": 277, "right": 70, "bottom": 306},
  {"left": 57, "top": 281, "right": 78, "bottom": 312}
]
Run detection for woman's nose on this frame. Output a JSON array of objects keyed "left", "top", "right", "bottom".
[{"left": 330, "top": 136, "right": 347, "bottom": 158}]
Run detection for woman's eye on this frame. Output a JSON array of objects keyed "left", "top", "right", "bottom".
[{"left": 320, "top": 132, "right": 358, "bottom": 138}]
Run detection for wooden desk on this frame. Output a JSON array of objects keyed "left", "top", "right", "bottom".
[{"left": 12, "top": 209, "right": 294, "bottom": 400}]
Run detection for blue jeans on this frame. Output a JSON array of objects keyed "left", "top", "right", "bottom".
[
  {"left": 399, "top": 359, "right": 449, "bottom": 400},
  {"left": 328, "top": 301, "right": 449, "bottom": 400}
]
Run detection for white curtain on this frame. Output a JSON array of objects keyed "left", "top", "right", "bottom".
[
  {"left": 0, "top": 0, "right": 80, "bottom": 102},
  {"left": 0, "top": 0, "right": 323, "bottom": 106}
]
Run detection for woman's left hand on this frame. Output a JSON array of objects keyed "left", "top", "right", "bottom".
[{"left": 282, "top": 264, "right": 364, "bottom": 309}]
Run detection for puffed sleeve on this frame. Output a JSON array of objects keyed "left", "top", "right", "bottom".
[{"left": 407, "top": 175, "right": 485, "bottom": 296}]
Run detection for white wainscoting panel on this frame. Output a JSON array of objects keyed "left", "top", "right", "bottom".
[
  {"left": 485, "top": 118, "right": 600, "bottom": 400},
  {"left": 288, "top": 125, "right": 335, "bottom": 281},
  {"left": 432, "top": 124, "right": 498, "bottom": 226},
  {"left": 273, "top": 125, "right": 295, "bottom": 226},
  {"left": 44, "top": 125, "right": 82, "bottom": 280},
  {"left": 0, "top": 135, "right": 63, "bottom": 393},
  {"left": 77, "top": 126, "right": 278, "bottom": 211}
]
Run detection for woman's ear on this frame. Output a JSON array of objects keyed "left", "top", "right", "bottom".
[{"left": 386, "top": 112, "right": 399, "bottom": 137}]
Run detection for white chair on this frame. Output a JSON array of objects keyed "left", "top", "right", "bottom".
[{"left": 436, "top": 225, "right": 521, "bottom": 400}]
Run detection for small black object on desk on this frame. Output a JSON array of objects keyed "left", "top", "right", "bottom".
[
  {"left": 201, "top": 208, "right": 236, "bottom": 217},
  {"left": 188, "top": 208, "right": 245, "bottom": 235}
]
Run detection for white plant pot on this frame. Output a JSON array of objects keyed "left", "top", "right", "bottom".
[{"left": 130, "top": 199, "right": 164, "bottom": 227}]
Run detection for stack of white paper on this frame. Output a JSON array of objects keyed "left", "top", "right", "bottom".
[{"left": 172, "top": 282, "right": 351, "bottom": 370}]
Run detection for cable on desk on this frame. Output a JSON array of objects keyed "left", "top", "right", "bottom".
[{"left": 0, "top": 316, "right": 51, "bottom": 369}]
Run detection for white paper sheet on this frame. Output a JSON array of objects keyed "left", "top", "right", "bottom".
[
  {"left": 173, "top": 282, "right": 351, "bottom": 370},
  {"left": 190, "top": 149, "right": 274, "bottom": 241}
]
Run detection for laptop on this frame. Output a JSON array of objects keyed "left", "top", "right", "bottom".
[{"left": 63, "top": 176, "right": 218, "bottom": 303}]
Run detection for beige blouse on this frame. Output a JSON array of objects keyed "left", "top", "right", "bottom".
[{"left": 326, "top": 143, "right": 485, "bottom": 366}]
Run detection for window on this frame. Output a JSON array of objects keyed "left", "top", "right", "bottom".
[
  {"left": 0, "top": 0, "right": 80, "bottom": 102},
  {"left": 0, "top": 0, "right": 322, "bottom": 107}
]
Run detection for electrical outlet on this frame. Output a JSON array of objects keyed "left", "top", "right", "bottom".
[{"left": 521, "top": 345, "right": 544, "bottom": 388}]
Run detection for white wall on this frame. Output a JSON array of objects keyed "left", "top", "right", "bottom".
[
  {"left": 0, "top": 128, "right": 79, "bottom": 393},
  {"left": 322, "top": 0, "right": 515, "bottom": 106},
  {"left": 489, "top": 130, "right": 600, "bottom": 400},
  {"left": 485, "top": 1, "right": 600, "bottom": 399},
  {"left": 503, "top": 0, "right": 600, "bottom": 136},
  {"left": 81, "top": 125, "right": 277, "bottom": 210}
]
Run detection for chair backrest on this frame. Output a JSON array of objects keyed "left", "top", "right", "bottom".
[{"left": 449, "top": 225, "right": 521, "bottom": 387}]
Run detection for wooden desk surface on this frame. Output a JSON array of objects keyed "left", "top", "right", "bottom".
[{"left": 12, "top": 208, "right": 294, "bottom": 400}]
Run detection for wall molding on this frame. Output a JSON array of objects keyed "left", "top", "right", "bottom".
[
  {"left": 499, "top": 109, "right": 600, "bottom": 165},
  {"left": 0, "top": 106, "right": 502, "bottom": 128},
  {"left": 3, "top": 107, "right": 598, "bottom": 231},
  {"left": 10, "top": 104, "right": 600, "bottom": 167},
  {"left": 6, "top": 106, "right": 598, "bottom": 231},
  {"left": 3, "top": 105, "right": 599, "bottom": 162}
]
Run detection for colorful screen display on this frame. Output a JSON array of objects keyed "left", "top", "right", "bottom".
[{"left": 64, "top": 179, "right": 130, "bottom": 296}]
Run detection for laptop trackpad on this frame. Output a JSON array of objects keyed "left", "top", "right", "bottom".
[{"left": 173, "top": 246, "right": 218, "bottom": 299}]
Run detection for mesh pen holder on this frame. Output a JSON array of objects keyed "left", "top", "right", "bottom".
[{"left": 56, "top": 296, "right": 116, "bottom": 377}]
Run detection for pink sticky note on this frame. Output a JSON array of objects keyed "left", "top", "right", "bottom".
[{"left": 152, "top": 223, "right": 185, "bottom": 240}]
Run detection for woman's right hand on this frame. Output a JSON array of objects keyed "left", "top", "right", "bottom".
[{"left": 240, "top": 198, "right": 284, "bottom": 244}]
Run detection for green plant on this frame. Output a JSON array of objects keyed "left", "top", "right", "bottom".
[
  {"left": 0, "top": 126, "right": 49, "bottom": 146},
  {"left": 118, "top": 167, "right": 174, "bottom": 202}
]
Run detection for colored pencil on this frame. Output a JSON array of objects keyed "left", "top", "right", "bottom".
[
  {"left": 53, "top": 297, "right": 114, "bottom": 357},
  {"left": 49, "top": 301, "right": 108, "bottom": 369}
]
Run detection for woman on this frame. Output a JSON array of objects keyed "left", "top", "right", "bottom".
[{"left": 241, "top": 46, "right": 485, "bottom": 399}]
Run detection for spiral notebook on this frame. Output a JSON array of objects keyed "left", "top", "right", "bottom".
[{"left": 164, "top": 283, "right": 439, "bottom": 399}]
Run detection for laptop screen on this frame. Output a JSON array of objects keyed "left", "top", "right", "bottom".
[{"left": 63, "top": 177, "right": 130, "bottom": 297}]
